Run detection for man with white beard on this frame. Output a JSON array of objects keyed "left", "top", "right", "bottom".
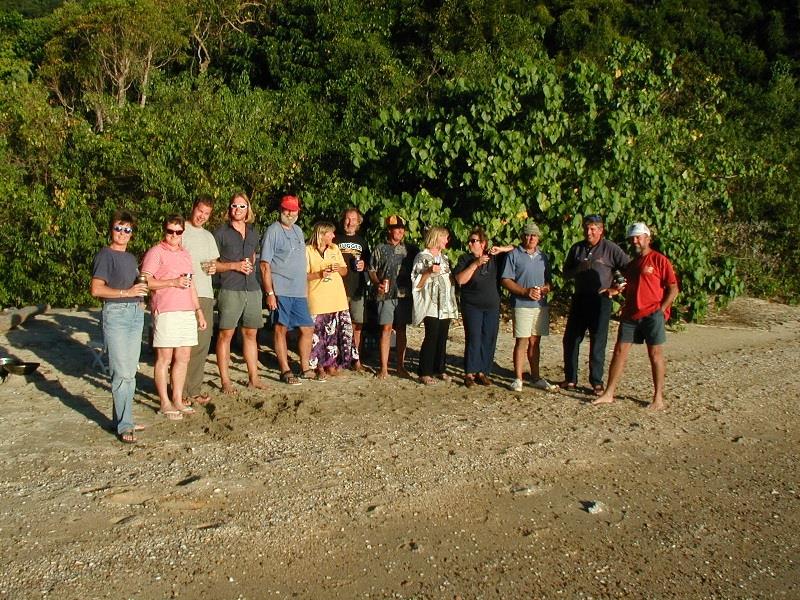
[{"left": 259, "top": 195, "right": 315, "bottom": 385}]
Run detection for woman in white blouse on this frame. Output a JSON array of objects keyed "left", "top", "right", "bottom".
[{"left": 412, "top": 227, "right": 459, "bottom": 385}]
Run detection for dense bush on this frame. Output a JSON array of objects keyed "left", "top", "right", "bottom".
[{"left": 0, "top": 0, "right": 797, "bottom": 310}]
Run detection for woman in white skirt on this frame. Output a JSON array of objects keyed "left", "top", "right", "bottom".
[{"left": 141, "top": 215, "right": 207, "bottom": 419}]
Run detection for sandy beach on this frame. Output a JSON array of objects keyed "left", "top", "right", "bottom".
[{"left": 0, "top": 297, "right": 798, "bottom": 599}]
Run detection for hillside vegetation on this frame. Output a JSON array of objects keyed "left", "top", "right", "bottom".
[{"left": 0, "top": 0, "right": 797, "bottom": 313}]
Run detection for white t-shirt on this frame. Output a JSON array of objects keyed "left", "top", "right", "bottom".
[{"left": 182, "top": 223, "right": 220, "bottom": 299}]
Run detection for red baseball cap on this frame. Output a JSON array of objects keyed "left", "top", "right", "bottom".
[{"left": 280, "top": 195, "right": 300, "bottom": 211}]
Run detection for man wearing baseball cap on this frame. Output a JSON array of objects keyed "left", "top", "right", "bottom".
[
  {"left": 500, "top": 220, "right": 558, "bottom": 393},
  {"left": 561, "top": 214, "right": 630, "bottom": 395},
  {"left": 593, "top": 222, "right": 679, "bottom": 410},
  {"left": 260, "top": 195, "right": 315, "bottom": 384},
  {"left": 368, "top": 215, "right": 418, "bottom": 379}
]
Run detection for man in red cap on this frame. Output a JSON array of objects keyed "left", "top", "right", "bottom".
[
  {"left": 369, "top": 215, "right": 418, "bottom": 379},
  {"left": 260, "top": 195, "right": 315, "bottom": 384}
]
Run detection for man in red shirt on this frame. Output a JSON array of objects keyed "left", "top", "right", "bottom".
[{"left": 593, "top": 223, "right": 679, "bottom": 410}]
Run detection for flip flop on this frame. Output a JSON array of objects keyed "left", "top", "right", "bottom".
[
  {"left": 118, "top": 431, "right": 137, "bottom": 444},
  {"left": 133, "top": 424, "right": 146, "bottom": 432},
  {"left": 192, "top": 393, "right": 211, "bottom": 405},
  {"left": 177, "top": 406, "right": 195, "bottom": 415},
  {"left": 157, "top": 410, "right": 183, "bottom": 421}
]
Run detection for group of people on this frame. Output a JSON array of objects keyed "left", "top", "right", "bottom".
[{"left": 90, "top": 195, "right": 679, "bottom": 445}]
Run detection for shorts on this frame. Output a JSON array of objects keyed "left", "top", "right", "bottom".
[
  {"left": 512, "top": 306, "right": 550, "bottom": 338},
  {"left": 217, "top": 289, "right": 264, "bottom": 330},
  {"left": 274, "top": 296, "right": 314, "bottom": 330},
  {"left": 618, "top": 310, "right": 666, "bottom": 345},
  {"left": 152, "top": 311, "right": 198, "bottom": 348},
  {"left": 377, "top": 297, "right": 412, "bottom": 327},
  {"left": 348, "top": 295, "right": 366, "bottom": 324}
]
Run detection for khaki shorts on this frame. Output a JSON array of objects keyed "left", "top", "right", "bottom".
[
  {"left": 348, "top": 296, "right": 366, "bottom": 324},
  {"left": 218, "top": 289, "right": 264, "bottom": 330},
  {"left": 512, "top": 306, "right": 550, "bottom": 338},
  {"left": 152, "top": 311, "right": 199, "bottom": 348}
]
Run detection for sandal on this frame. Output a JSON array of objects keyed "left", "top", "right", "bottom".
[
  {"left": 118, "top": 431, "right": 137, "bottom": 444},
  {"left": 464, "top": 374, "right": 475, "bottom": 388},
  {"left": 300, "top": 369, "right": 327, "bottom": 382},
  {"left": 280, "top": 370, "right": 301, "bottom": 386},
  {"left": 559, "top": 381, "right": 577, "bottom": 391},
  {"left": 157, "top": 410, "right": 183, "bottom": 421},
  {"left": 592, "top": 384, "right": 605, "bottom": 396}
]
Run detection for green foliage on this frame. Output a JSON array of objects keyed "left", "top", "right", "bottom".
[
  {"left": 351, "top": 42, "right": 745, "bottom": 319},
  {"left": 0, "top": 0, "right": 798, "bottom": 309}
]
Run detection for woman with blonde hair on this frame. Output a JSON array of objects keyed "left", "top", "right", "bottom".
[
  {"left": 412, "top": 226, "right": 459, "bottom": 385},
  {"left": 306, "top": 221, "right": 358, "bottom": 379}
]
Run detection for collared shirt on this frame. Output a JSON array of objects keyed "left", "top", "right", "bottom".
[
  {"left": 140, "top": 241, "right": 195, "bottom": 314},
  {"left": 213, "top": 222, "right": 261, "bottom": 292},
  {"left": 306, "top": 244, "right": 348, "bottom": 314},
  {"left": 501, "top": 245, "right": 551, "bottom": 308},
  {"left": 370, "top": 241, "right": 418, "bottom": 299},
  {"left": 563, "top": 237, "right": 630, "bottom": 294},
  {"left": 622, "top": 250, "right": 678, "bottom": 321},
  {"left": 260, "top": 221, "right": 307, "bottom": 297}
]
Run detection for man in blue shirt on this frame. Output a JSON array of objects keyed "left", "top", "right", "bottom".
[
  {"left": 501, "top": 221, "right": 558, "bottom": 393},
  {"left": 260, "top": 195, "right": 315, "bottom": 385}
]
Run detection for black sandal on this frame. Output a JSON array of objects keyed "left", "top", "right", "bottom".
[
  {"left": 280, "top": 370, "right": 301, "bottom": 385},
  {"left": 300, "top": 369, "right": 326, "bottom": 382}
]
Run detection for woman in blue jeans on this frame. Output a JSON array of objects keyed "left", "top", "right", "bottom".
[
  {"left": 453, "top": 228, "right": 512, "bottom": 387},
  {"left": 90, "top": 210, "right": 149, "bottom": 444}
]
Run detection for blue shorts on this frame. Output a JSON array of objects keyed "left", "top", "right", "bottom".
[
  {"left": 617, "top": 310, "right": 666, "bottom": 345},
  {"left": 274, "top": 296, "right": 313, "bottom": 330}
]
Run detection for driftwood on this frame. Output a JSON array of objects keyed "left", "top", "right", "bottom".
[{"left": 0, "top": 305, "right": 50, "bottom": 334}]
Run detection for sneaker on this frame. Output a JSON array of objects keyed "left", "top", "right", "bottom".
[
  {"left": 532, "top": 378, "right": 558, "bottom": 392},
  {"left": 509, "top": 378, "right": 523, "bottom": 392}
]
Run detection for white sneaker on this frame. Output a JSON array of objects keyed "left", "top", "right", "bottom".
[
  {"left": 509, "top": 378, "right": 523, "bottom": 392},
  {"left": 532, "top": 378, "right": 558, "bottom": 392}
]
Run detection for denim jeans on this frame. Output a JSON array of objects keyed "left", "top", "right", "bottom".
[
  {"left": 102, "top": 302, "right": 144, "bottom": 435},
  {"left": 562, "top": 293, "right": 612, "bottom": 387},
  {"left": 461, "top": 305, "right": 500, "bottom": 375}
]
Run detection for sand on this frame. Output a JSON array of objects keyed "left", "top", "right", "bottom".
[{"left": 0, "top": 297, "right": 798, "bottom": 599}]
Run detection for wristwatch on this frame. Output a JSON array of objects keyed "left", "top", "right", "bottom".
[{"left": 266, "top": 291, "right": 275, "bottom": 296}]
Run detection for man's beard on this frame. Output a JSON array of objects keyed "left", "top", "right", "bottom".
[{"left": 280, "top": 213, "right": 298, "bottom": 227}]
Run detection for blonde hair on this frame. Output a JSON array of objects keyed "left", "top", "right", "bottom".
[
  {"left": 310, "top": 221, "right": 336, "bottom": 251},
  {"left": 228, "top": 192, "right": 255, "bottom": 224},
  {"left": 424, "top": 226, "right": 449, "bottom": 250}
]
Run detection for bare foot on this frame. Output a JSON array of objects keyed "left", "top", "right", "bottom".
[
  {"left": 648, "top": 399, "right": 666, "bottom": 411},
  {"left": 592, "top": 392, "right": 615, "bottom": 406},
  {"left": 325, "top": 367, "right": 341, "bottom": 377},
  {"left": 375, "top": 370, "right": 389, "bottom": 379},
  {"left": 247, "top": 380, "right": 268, "bottom": 390},
  {"left": 220, "top": 381, "right": 238, "bottom": 395},
  {"left": 191, "top": 393, "right": 211, "bottom": 405}
]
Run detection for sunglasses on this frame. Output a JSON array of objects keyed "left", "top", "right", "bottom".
[
  {"left": 468, "top": 238, "right": 481, "bottom": 243},
  {"left": 113, "top": 225, "right": 133, "bottom": 234},
  {"left": 583, "top": 214, "right": 603, "bottom": 223},
  {"left": 230, "top": 203, "right": 248, "bottom": 210},
  {"left": 165, "top": 228, "right": 184, "bottom": 235}
]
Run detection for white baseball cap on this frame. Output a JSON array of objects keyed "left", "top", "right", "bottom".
[{"left": 626, "top": 222, "right": 651, "bottom": 237}]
